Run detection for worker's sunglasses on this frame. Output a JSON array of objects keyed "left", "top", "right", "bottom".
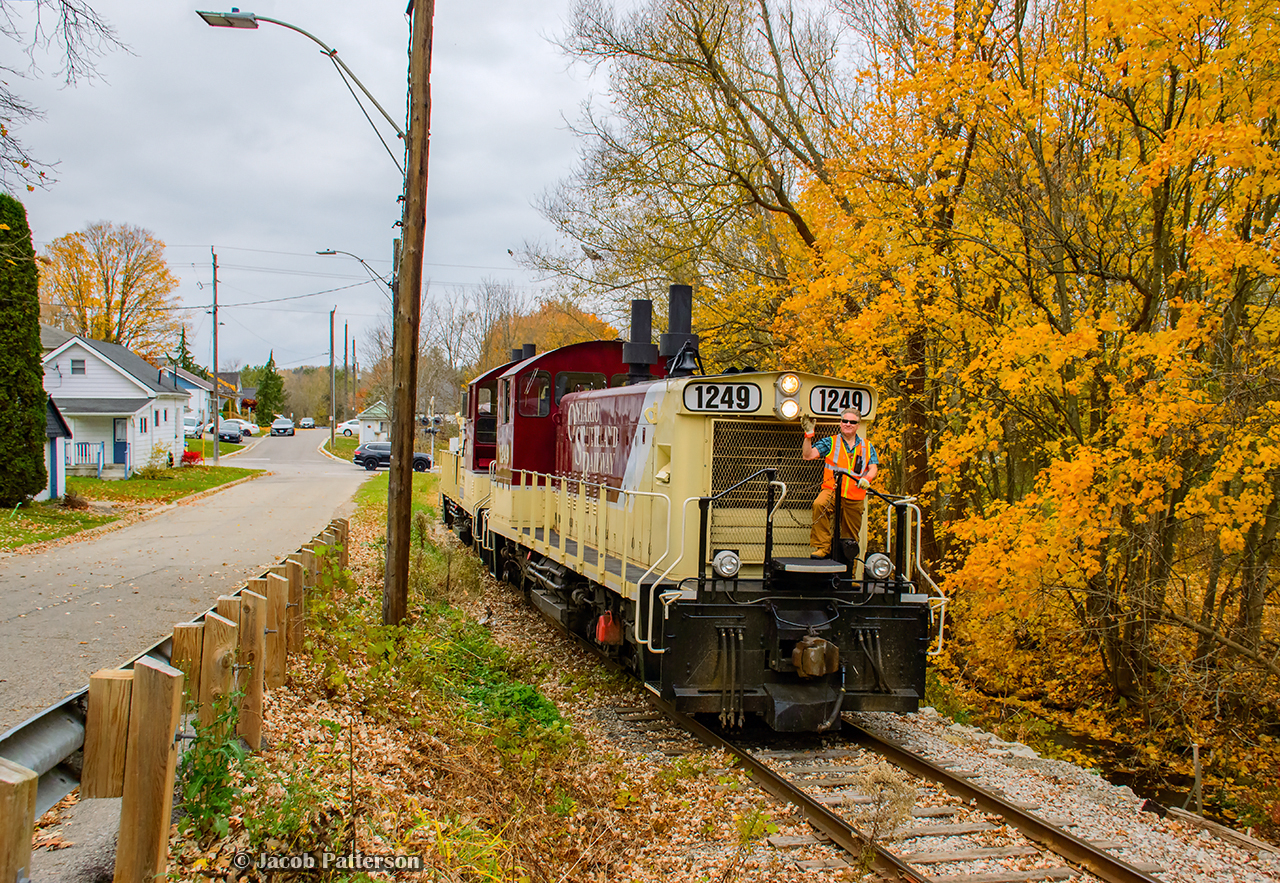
[{"left": 840, "top": 419, "right": 859, "bottom": 425}]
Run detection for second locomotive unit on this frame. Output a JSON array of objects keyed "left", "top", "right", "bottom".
[{"left": 439, "top": 285, "right": 945, "bottom": 731}]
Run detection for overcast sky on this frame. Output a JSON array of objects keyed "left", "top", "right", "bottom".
[{"left": 12, "top": 0, "right": 597, "bottom": 370}]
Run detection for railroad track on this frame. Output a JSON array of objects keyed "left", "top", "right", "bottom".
[
  {"left": 521, "top": 575, "right": 1169, "bottom": 882},
  {"left": 608, "top": 696, "right": 1168, "bottom": 883}
]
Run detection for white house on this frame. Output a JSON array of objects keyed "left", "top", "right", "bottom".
[
  {"left": 357, "top": 400, "right": 390, "bottom": 443},
  {"left": 36, "top": 398, "right": 73, "bottom": 501},
  {"left": 42, "top": 336, "right": 189, "bottom": 478}
]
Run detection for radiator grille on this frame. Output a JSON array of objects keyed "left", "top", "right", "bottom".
[{"left": 707, "top": 420, "right": 839, "bottom": 562}]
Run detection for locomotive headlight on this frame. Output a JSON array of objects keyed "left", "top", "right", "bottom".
[
  {"left": 778, "top": 373, "right": 801, "bottom": 395},
  {"left": 712, "top": 549, "right": 742, "bottom": 578},
  {"left": 865, "top": 552, "right": 894, "bottom": 580},
  {"left": 778, "top": 399, "right": 800, "bottom": 420}
]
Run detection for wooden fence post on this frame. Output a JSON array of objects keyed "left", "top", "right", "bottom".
[
  {"left": 82, "top": 669, "right": 133, "bottom": 798},
  {"left": 301, "top": 543, "right": 317, "bottom": 586},
  {"left": 285, "top": 556, "right": 305, "bottom": 651},
  {"left": 0, "top": 758, "right": 38, "bottom": 883},
  {"left": 171, "top": 622, "right": 204, "bottom": 711},
  {"left": 236, "top": 591, "right": 267, "bottom": 750},
  {"left": 264, "top": 573, "right": 288, "bottom": 688},
  {"left": 215, "top": 594, "right": 241, "bottom": 626},
  {"left": 198, "top": 613, "right": 237, "bottom": 731},
  {"left": 112, "top": 658, "right": 183, "bottom": 883},
  {"left": 333, "top": 518, "right": 349, "bottom": 569}
]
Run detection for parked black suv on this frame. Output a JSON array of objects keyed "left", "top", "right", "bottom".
[{"left": 352, "top": 442, "right": 431, "bottom": 472}]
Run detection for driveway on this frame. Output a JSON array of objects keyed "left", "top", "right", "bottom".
[{"left": 0, "top": 430, "right": 370, "bottom": 733}]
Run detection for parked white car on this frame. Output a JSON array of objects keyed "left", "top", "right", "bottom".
[
  {"left": 184, "top": 417, "right": 202, "bottom": 439},
  {"left": 338, "top": 418, "right": 360, "bottom": 436},
  {"left": 224, "top": 418, "right": 257, "bottom": 436}
]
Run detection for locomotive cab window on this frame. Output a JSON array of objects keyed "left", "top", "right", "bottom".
[
  {"left": 518, "top": 370, "right": 551, "bottom": 417},
  {"left": 474, "top": 383, "right": 497, "bottom": 444},
  {"left": 500, "top": 380, "right": 512, "bottom": 423},
  {"left": 555, "top": 371, "right": 607, "bottom": 404}
]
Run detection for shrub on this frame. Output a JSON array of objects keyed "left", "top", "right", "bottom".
[{"left": 181, "top": 450, "right": 204, "bottom": 467}]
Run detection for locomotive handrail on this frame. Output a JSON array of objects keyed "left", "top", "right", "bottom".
[
  {"left": 702, "top": 467, "right": 780, "bottom": 502},
  {"left": 769, "top": 480, "right": 787, "bottom": 517},
  {"left": 639, "top": 495, "right": 706, "bottom": 653},
  {"left": 494, "top": 468, "right": 675, "bottom": 652},
  {"left": 862, "top": 485, "right": 949, "bottom": 655}
]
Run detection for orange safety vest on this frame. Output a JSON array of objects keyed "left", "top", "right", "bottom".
[{"left": 822, "top": 434, "right": 870, "bottom": 500}]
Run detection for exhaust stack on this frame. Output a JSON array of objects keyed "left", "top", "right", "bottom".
[
  {"left": 623, "top": 299, "right": 659, "bottom": 384},
  {"left": 658, "top": 284, "right": 700, "bottom": 377}
]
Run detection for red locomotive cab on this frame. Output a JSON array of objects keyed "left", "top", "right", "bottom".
[{"left": 491, "top": 340, "right": 664, "bottom": 483}]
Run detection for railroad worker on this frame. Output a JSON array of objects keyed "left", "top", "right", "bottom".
[{"left": 801, "top": 408, "right": 878, "bottom": 559}]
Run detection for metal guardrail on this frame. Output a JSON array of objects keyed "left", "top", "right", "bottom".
[{"left": 0, "top": 556, "right": 290, "bottom": 818}]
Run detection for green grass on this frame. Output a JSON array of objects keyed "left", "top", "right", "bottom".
[
  {"left": 67, "top": 465, "right": 260, "bottom": 505},
  {"left": 326, "top": 434, "right": 359, "bottom": 460},
  {"left": 185, "top": 437, "right": 243, "bottom": 457},
  {"left": 0, "top": 502, "right": 117, "bottom": 550},
  {"left": 352, "top": 470, "right": 438, "bottom": 515}
]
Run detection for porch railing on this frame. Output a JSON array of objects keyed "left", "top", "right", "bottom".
[{"left": 66, "top": 442, "right": 106, "bottom": 478}]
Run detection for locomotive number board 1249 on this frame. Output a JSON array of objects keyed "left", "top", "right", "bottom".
[
  {"left": 683, "top": 382, "right": 762, "bottom": 412},
  {"left": 809, "top": 385, "right": 871, "bottom": 416}
]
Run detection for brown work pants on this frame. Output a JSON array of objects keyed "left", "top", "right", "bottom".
[{"left": 810, "top": 487, "right": 865, "bottom": 557}]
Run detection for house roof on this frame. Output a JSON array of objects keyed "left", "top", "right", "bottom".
[
  {"left": 40, "top": 324, "right": 75, "bottom": 352},
  {"left": 55, "top": 398, "right": 152, "bottom": 415},
  {"left": 215, "top": 372, "right": 241, "bottom": 393},
  {"left": 357, "top": 400, "right": 389, "bottom": 420},
  {"left": 74, "top": 338, "right": 185, "bottom": 395},
  {"left": 45, "top": 398, "right": 72, "bottom": 439},
  {"left": 164, "top": 362, "right": 213, "bottom": 391},
  {"left": 241, "top": 386, "right": 257, "bottom": 400}
]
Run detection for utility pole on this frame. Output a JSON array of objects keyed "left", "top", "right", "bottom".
[
  {"left": 343, "top": 322, "right": 349, "bottom": 420},
  {"left": 384, "top": 0, "right": 434, "bottom": 626},
  {"left": 330, "top": 307, "right": 337, "bottom": 452},
  {"left": 211, "top": 248, "right": 220, "bottom": 466}
]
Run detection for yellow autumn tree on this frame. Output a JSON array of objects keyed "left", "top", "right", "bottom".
[
  {"left": 769, "top": 0, "right": 1280, "bottom": 823},
  {"left": 39, "top": 221, "right": 185, "bottom": 362}
]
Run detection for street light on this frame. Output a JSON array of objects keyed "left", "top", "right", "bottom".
[
  {"left": 317, "top": 249, "right": 393, "bottom": 299},
  {"left": 196, "top": 9, "right": 406, "bottom": 141}
]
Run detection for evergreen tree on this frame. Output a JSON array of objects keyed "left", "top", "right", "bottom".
[
  {"left": 254, "top": 351, "right": 286, "bottom": 418},
  {"left": 0, "top": 195, "right": 48, "bottom": 505},
  {"left": 174, "top": 328, "right": 208, "bottom": 379}
]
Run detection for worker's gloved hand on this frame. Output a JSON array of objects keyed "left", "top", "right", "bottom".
[
  {"left": 857, "top": 477, "right": 871, "bottom": 489},
  {"left": 801, "top": 415, "right": 816, "bottom": 435}
]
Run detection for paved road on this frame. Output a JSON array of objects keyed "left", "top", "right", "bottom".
[{"left": 0, "top": 430, "right": 371, "bottom": 733}]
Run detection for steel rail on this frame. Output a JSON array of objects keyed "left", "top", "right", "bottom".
[
  {"left": 654, "top": 698, "right": 933, "bottom": 883},
  {"left": 843, "top": 720, "right": 1165, "bottom": 883}
]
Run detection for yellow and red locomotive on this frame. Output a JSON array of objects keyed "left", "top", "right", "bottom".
[{"left": 439, "top": 286, "right": 945, "bottom": 731}]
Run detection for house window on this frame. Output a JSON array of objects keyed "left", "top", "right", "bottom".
[
  {"left": 164, "top": 409, "right": 168, "bottom": 422},
  {"left": 71, "top": 359, "right": 85, "bottom": 375},
  {"left": 140, "top": 416, "right": 147, "bottom": 433}
]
